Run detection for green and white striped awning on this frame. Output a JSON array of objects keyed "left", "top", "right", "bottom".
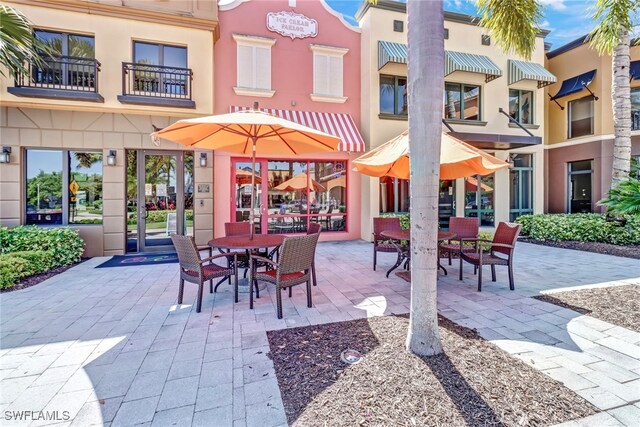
[
  {"left": 378, "top": 42, "right": 503, "bottom": 83},
  {"left": 445, "top": 50, "right": 502, "bottom": 82},
  {"left": 508, "top": 59, "right": 557, "bottom": 88},
  {"left": 378, "top": 41, "right": 407, "bottom": 69}
]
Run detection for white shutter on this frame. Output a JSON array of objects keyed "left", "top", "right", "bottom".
[
  {"left": 314, "top": 54, "right": 329, "bottom": 95},
  {"left": 237, "top": 44, "right": 253, "bottom": 88},
  {"left": 254, "top": 46, "right": 271, "bottom": 90},
  {"left": 328, "top": 55, "right": 343, "bottom": 97}
]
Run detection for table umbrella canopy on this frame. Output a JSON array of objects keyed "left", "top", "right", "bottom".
[
  {"left": 152, "top": 108, "right": 341, "bottom": 238},
  {"left": 274, "top": 173, "right": 326, "bottom": 192},
  {"left": 352, "top": 131, "right": 508, "bottom": 180},
  {"left": 151, "top": 110, "right": 340, "bottom": 155},
  {"left": 235, "top": 169, "right": 261, "bottom": 185}
]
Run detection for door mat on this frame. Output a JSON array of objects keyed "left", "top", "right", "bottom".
[{"left": 96, "top": 253, "right": 178, "bottom": 268}]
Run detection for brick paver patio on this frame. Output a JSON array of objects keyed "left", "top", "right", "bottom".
[{"left": 1, "top": 241, "right": 639, "bottom": 426}]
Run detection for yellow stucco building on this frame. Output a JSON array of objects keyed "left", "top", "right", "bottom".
[{"left": 0, "top": 0, "right": 218, "bottom": 256}]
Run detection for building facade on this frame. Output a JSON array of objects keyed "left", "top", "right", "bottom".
[
  {"left": 213, "top": 0, "right": 364, "bottom": 240},
  {"left": 357, "top": 0, "right": 553, "bottom": 239},
  {"left": 0, "top": 0, "right": 218, "bottom": 256},
  {"left": 545, "top": 39, "right": 640, "bottom": 214}
]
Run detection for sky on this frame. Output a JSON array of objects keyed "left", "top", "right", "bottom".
[{"left": 325, "top": 0, "right": 598, "bottom": 52}]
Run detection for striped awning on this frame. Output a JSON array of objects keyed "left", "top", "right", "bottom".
[
  {"left": 508, "top": 59, "right": 557, "bottom": 88},
  {"left": 378, "top": 41, "right": 407, "bottom": 69},
  {"left": 445, "top": 50, "right": 502, "bottom": 82},
  {"left": 378, "top": 41, "right": 503, "bottom": 83},
  {"left": 231, "top": 106, "right": 365, "bottom": 152}
]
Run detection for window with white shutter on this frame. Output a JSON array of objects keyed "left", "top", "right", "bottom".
[
  {"left": 310, "top": 45, "right": 348, "bottom": 103},
  {"left": 233, "top": 34, "right": 276, "bottom": 97}
]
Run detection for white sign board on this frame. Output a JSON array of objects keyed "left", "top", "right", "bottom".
[
  {"left": 267, "top": 11, "right": 318, "bottom": 40},
  {"left": 156, "top": 183, "right": 167, "bottom": 197},
  {"left": 145, "top": 183, "right": 153, "bottom": 196}
]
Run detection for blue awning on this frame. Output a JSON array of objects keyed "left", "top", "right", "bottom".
[
  {"left": 631, "top": 60, "right": 640, "bottom": 80},
  {"left": 550, "top": 70, "right": 596, "bottom": 101}
]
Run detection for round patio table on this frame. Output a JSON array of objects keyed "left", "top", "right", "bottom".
[
  {"left": 208, "top": 234, "right": 286, "bottom": 294},
  {"left": 380, "top": 230, "right": 457, "bottom": 278}
]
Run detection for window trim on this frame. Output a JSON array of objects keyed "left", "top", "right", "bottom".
[
  {"left": 233, "top": 33, "right": 276, "bottom": 96},
  {"left": 24, "top": 148, "right": 103, "bottom": 226},
  {"left": 509, "top": 88, "right": 535, "bottom": 126},
  {"left": 568, "top": 95, "right": 595, "bottom": 139},
  {"left": 444, "top": 81, "right": 483, "bottom": 122},
  {"left": 379, "top": 74, "right": 408, "bottom": 116},
  {"left": 310, "top": 44, "right": 348, "bottom": 102}
]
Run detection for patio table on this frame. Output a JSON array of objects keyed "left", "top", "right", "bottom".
[
  {"left": 380, "top": 230, "right": 457, "bottom": 278},
  {"left": 208, "top": 234, "right": 286, "bottom": 293}
]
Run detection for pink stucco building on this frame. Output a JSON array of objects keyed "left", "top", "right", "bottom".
[{"left": 213, "top": 0, "right": 364, "bottom": 240}]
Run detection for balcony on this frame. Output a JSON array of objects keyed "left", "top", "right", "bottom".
[
  {"left": 118, "top": 63, "right": 195, "bottom": 108},
  {"left": 7, "top": 56, "right": 104, "bottom": 102}
]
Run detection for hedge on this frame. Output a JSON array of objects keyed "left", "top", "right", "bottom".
[
  {"left": 127, "top": 209, "right": 194, "bottom": 225},
  {"left": 0, "top": 226, "right": 84, "bottom": 288},
  {"left": 515, "top": 213, "right": 640, "bottom": 245}
]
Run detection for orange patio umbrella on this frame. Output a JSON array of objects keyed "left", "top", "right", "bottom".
[
  {"left": 274, "top": 173, "right": 326, "bottom": 192},
  {"left": 352, "top": 130, "right": 508, "bottom": 180},
  {"left": 152, "top": 106, "right": 340, "bottom": 238},
  {"left": 235, "top": 169, "right": 261, "bottom": 185}
]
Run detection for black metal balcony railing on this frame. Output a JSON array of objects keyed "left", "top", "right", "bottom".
[
  {"left": 14, "top": 55, "right": 100, "bottom": 92},
  {"left": 122, "top": 62, "right": 193, "bottom": 100},
  {"left": 632, "top": 110, "right": 640, "bottom": 131}
]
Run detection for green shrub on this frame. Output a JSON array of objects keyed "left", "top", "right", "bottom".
[
  {"left": 7, "top": 250, "right": 55, "bottom": 272},
  {"left": 0, "top": 255, "right": 28, "bottom": 289},
  {"left": 0, "top": 226, "right": 84, "bottom": 266},
  {"left": 382, "top": 213, "right": 410, "bottom": 230},
  {"left": 515, "top": 213, "right": 640, "bottom": 245},
  {"left": 127, "top": 209, "right": 194, "bottom": 225},
  {"left": 0, "top": 250, "right": 54, "bottom": 289}
]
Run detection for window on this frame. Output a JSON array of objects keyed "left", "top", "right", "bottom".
[
  {"left": 233, "top": 34, "right": 275, "bottom": 96},
  {"left": 465, "top": 174, "right": 494, "bottom": 226},
  {"left": 311, "top": 45, "right": 348, "bottom": 102},
  {"left": 132, "top": 41, "right": 188, "bottom": 96},
  {"left": 481, "top": 35, "right": 491, "bottom": 46},
  {"left": 568, "top": 160, "right": 593, "bottom": 213},
  {"left": 380, "top": 75, "right": 407, "bottom": 116},
  {"left": 632, "top": 87, "right": 640, "bottom": 131},
  {"left": 33, "top": 30, "right": 95, "bottom": 88},
  {"left": 568, "top": 96, "right": 594, "bottom": 138},
  {"left": 444, "top": 82, "right": 481, "bottom": 121},
  {"left": 393, "top": 20, "right": 404, "bottom": 32},
  {"left": 444, "top": 28, "right": 449, "bottom": 39},
  {"left": 26, "top": 149, "right": 103, "bottom": 225},
  {"left": 509, "top": 89, "right": 534, "bottom": 125},
  {"left": 509, "top": 154, "right": 533, "bottom": 221}
]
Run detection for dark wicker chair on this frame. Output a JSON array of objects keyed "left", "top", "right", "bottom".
[
  {"left": 171, "top": 234, "right": 241, "bottom": 312},
  {"left": 440, "top": 217, "right": 479, "bottom": 265},
  {"left": 459, "top": 222, "right": 522, "bottom": 291},
  {"left": 225, "top": 221, "right": 251, "bottom": 236},
  {"left": 372, "top": 217, "right": 403, "bottom": 271},
  {"left": 250, "top": 233, "right": 320, "bottom": 319},
  {"left": 306, "top": 222, "right": 322, "bottom": 286}
]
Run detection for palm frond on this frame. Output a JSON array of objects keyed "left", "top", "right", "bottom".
[
  {"left": 598, "top": 178, "right": 640, "bottom": 215},
  {"left": 477, "top": 0, "right": 542, "bottom": 60},
  {"left": 588, "top": 0, "right": 639, "bottom": 55}
]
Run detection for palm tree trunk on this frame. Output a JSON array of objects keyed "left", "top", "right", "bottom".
[
  {"left": 405, "top": 0, "right": 444, "bottom": 356},
  {"left": 611, "top": 30, "right": 631, "bottom": 186}
]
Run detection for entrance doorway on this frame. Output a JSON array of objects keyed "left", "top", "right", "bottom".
[
  {"left": 567, "top": 160, "right": 593, "bottom": 213},
  {"left": 509, "top": 154, "right": 533, "bottom": 221},
  {"left": 126, "top": 150, "right": 194, "bottom": 252}
]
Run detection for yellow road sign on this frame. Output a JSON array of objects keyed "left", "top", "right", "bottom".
[{"left": 69, "top": 179, "right": 80, "bottom": 195}]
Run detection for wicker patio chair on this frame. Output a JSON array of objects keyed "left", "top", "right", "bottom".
[
  {"left": 440, "top": 217, "right": 479, "bottom": 265},
  {"left": 372, "top": 217, "right": 404, "bottom": 271},
  {"left": 171, "top": 234, "right": 242, "bottom": 312},
  {"left": 250, "top": 233, "right": 320, "bottom": 319},
  {"left": 306, "top": 222, "right": 322, "bottom": 286},
  {"left": 459, "top": 222, "right": 522, "bottom": 292}
]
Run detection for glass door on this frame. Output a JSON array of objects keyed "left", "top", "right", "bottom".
[
  {"left": 567, "top": 160, "right": 593, "bottom": 213},
  {"left": 127, "top": 150, "right": 191, "bottom": 252},
  {"left": 509, "top": 154, "right": 533, "bottom": 221},
  {"left": 438, "top": 180, "right": 456, "bottom": 229}
]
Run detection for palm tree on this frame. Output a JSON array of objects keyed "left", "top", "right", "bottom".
[
  {"left": 588, "top": 0, "right": 639, "bottom": 187},
  {"left": 0, "top": 4, "right": 52, "bottom": 79}
]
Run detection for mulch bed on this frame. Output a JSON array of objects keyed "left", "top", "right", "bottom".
[
  {"left": 521, "top": 238, "right": 640, "bottom": 260},
  {"left": 535, "top": 285, "right": 640, "bottom": 333},
  {"left": 0, "top": 259, "right": 87, "bottom": 293},
  {"left": 267, "top": 315, "right": 597, "bottom": 426}
]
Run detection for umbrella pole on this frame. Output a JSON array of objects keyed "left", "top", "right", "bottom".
[{"left": 249, "top": 136, "right": 257, "bottom": 240}]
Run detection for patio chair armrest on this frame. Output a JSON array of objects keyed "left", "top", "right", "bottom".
[
  {"left": 250, "top": 254, "right": 277, "bottom": 268},
  {"left": 197, "top": 245, "right": 212, "bottom": 255},
  {"left": 201, "top": 251, "right": 244, "bottom": 264},
  {"left": 458, "top": 237, "right": 481, "bottom": 242},
  {"left": 487, "top": 243, "right": 514, "bottom": 250}
]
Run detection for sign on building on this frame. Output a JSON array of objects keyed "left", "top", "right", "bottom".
[{"left": 266, "top": 11, "right": 318, "bottom": 40}]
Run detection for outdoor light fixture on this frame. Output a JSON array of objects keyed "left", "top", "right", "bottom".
[
  {"left": 0, "top": 146, "right": 11, "bottom": 164},
  {"left": 200, "top": 153, "right": 208, "bottom": 167},
  {"left": 106, "top": 150, "right": 117, "bottom": 166}
]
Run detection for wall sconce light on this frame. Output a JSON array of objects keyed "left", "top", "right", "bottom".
[
  {"left": 106, "top": 150, "right": 117, "bottom": 166},
  {"left": 199, "top": 152, "right": 208, "bottom": 167},
  {"left": 0, "top": 146, "right": 11, "bottom": 164},
  {"left": 507, "top": 153, "right": 517, "bottom": 169}
]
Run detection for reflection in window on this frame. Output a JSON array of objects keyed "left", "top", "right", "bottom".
[
  {"left": 379, "top": 75, "right": 407, "bottom": 116},
  {"left": 33, "top": 30, "right": 96, "bottom": 88},
  {"left": 132, "top": 41, "right": 188, "bottom": 95},
  {"left": 464, "top": 174, "right": 494, "bottom": 226},
  {"left": 509, "top": 154, "right": 533, "bottom": 222},
  {"left": 631, "top": 87, "right": 640, "bottom": 131},
  {"left": 26, "top": 150, "right": 63, "bottom": 225},
  {"left": 69, "top": 152, "right": 103, "bottom": 224},
  {"left": 444, "top": 82, "right": 481, "bottom": 121},
  {"left": 509, "top": 89, "right": 533, "bottom": 125}
]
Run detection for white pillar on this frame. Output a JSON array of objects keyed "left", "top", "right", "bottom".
[{"left": 493, "top": 151, "right": 510, "bottom": 227}]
